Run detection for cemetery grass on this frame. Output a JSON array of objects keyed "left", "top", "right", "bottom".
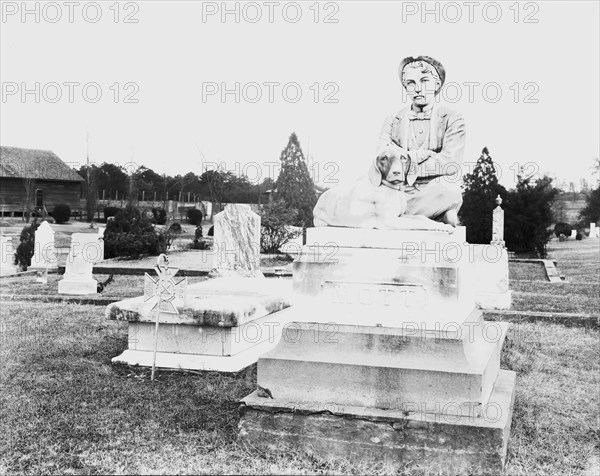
[
  {"left": 510, "top": 238, "right": 599, "bottom": 315},
  {"left": 0, "top": 237, "right": 598, "bottom": 475},
  {"left": 0, "top": 275, "right": 207, "bottom": 301},
  {"left": 0, "top": 302, "right": 598, "bottom": 475}
]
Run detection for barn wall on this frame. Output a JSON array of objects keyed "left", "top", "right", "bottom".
[{"left": 0, "top": 178, "right": 82, "bottom": 213}]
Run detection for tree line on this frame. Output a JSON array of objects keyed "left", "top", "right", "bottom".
[{"left": 77, "top": 132, "right": 318, "bottom": 227}]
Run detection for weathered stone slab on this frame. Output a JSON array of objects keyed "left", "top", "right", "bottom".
[
  {"left": 108, "top": 279, "right": 294, "bottom": 372},
  {"left": 238, "top": 370, "right": 516, "bottom": 475},
  {"left": 106, "top": 277, "right": 292, "bottom": 327},
  {"left": 111, "top": 306, "right": 297, "bottom": 372},
  {"left": 212, "top": 204, "right": 261, "bottom": 277},
  {"left": 29, "top": 221, "right": 58, "bottom": 270},
  {"left": 127, "top": 309, "right": 293, "bottom": 356}
]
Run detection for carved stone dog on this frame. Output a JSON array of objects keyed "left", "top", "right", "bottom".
[{"left": 313, "top": 146, "right": 452, "bottom": 231}]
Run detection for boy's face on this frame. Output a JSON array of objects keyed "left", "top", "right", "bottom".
[{"left": 402, "top": 64, "right": 440, "bottom": 108}]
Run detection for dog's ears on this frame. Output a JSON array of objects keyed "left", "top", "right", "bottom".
[{"left": 368, "top": 155, "right": 382, "bottom": 186}]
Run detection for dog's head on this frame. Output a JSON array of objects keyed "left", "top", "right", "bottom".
[{"left": 368, "top": 145, "right": 410, "bottom": 187}]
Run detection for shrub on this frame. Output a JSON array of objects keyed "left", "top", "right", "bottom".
[
  {"left": 151, "top": 207, "right": 167, "bottom": 225},
  {"left": 576, "top": 232, "right": 583, "bottom": 240},
  {"left": 258, "top": 199, "right": 302, "bottom": 253},
  {"left": 52, "top": 203, "right": 71, "bottom": 224},
  {"left": 504, "top": 176, "right": 559, "bottom": 258},
  {"left": 554, "top": 222, "right": 572, "bottom": 238},
  {"left": 169, "top": 223, "right": 182, "bottom": 233},
  {"left": 104, "top": 207, "right": 122, "bottom": 220},
  {"left": 14, "top": 219, "right": 39, "bottom": 270},
  {"left": 103, "top": 204, "right": 167, "bottom": 259},
  {"left": 186, "top": 208, "right": 203, "bottom": 226}
]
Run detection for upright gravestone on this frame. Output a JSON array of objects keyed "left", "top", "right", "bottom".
[
  {"left": 491, "top": 195, "right": 505, "bottom": 247},
  {"left": 0, "top": 235, "right": 17, "bottom": 276},
  {"left": 58, "top": 232, "right": 103, "bottom": 295},
  {"left": 211, "top": 204, "right": 262, "bottom": 278},
  {"left": 29, "top": 221, "right": 58, "bottom": 271},
  {"left": 570, "top": 229, "right": 577, "bottom": 239},
  {"left": 589, "top": 223, "right": 596, "bottom": 238}
]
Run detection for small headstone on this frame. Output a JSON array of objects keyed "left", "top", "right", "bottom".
[
  {"left": 58, "top": 232, "right": 103, "bottom": 295},
  {"left": 0, "top": 235, "right": 17, "bottom": 276},
  {"left": 30, "top": 221, "right": 58, "bottom": 270},
  {"left": 590, "top": 223, "right": 596, "bottom": 238},
  {"left": 570, "top": 229, "right": 577, "bottom": 239},
  {"left": 211, "top": 204, "right": 262, "bottom": 278}
]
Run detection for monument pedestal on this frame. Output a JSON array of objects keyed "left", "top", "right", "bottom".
[
  {"left": 471, "top": 244, "right": 512, "bottom": 310},
  {"left": 240, "top": 370, "right": 515, "bottom": 475},
  {"left": 238, "top": 227, "right": 515, "bottom": 473},
  {"left": 107, "top": 278, "right": 293, "bottom": 372}
]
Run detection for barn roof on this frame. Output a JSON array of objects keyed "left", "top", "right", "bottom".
[{"left": 0, "top": 146, "right": 84, "bottom": 182}]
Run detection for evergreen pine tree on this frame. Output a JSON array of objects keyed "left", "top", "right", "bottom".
[
  {"left": 459, "top": 147, "right": 507, "bottom": 243},
  {"left": 274, "top": 133, "right": 317, "bottom": 227}
]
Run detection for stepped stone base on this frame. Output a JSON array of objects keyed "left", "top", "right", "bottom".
[{"left": 239, "top": 370, "right": 516, "bottom": 475}]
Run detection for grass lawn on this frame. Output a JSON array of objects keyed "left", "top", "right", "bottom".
[
  {"left": 509, "top": 237, "right": 599, "bottom": 315},
  {"left": 0, "top": 275, "right": 207, "bottom": 301},
  {"left": 0, "top": 301, "right": 598, "bottom": 475},
  {"left": 0, "top": 236, "right": 598, "bottom": 474}
]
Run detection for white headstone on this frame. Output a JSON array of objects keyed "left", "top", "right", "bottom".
[
  {"left": 212, "top": 204, "right": 262, "bottom": 277},
  {"left": 0, "top": 235, "right": 17, "bottom": 276},
  {"left": 491, "top": 195, "right": 505, "bottom": 247},
  {"left": 29, "top": 221, "right": 58, "bottom": 270},
  {"left": 58, "top": 232, "right": 102, "bottom": 295},
  {"left": 590, "top": 223, "right": 596, "bottom": 238},
  {"left": 570, "top": 229, "right": 577, "bottom": 238}
]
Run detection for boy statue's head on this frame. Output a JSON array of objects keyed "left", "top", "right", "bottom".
[{"left": 399, "top": 56, "right": 446, "bottom": 109}]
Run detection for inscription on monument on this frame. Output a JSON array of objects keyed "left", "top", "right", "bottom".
[{"left": 321, "top": 280, "right": 427, "bottom": 308}]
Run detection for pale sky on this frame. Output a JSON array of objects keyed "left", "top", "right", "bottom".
[{"left": 1, "top": 0, "right": 599, "bottom": 189}]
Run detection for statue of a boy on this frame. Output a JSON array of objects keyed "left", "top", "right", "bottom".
[{"left": 377, "top": 55, "right": 465, "bottom": 226}]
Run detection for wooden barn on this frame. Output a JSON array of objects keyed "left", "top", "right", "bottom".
[{"left": 0, "top": 146, "right": 84, "bottom": 217}]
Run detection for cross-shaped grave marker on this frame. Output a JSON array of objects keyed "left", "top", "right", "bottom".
[{"left": 144, "top": 254, "right": 187, "bottom": 380}]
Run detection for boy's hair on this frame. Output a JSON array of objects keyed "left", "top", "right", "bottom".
[{"left": 399, "top": 55, "right": 446, "bottom": 93}]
